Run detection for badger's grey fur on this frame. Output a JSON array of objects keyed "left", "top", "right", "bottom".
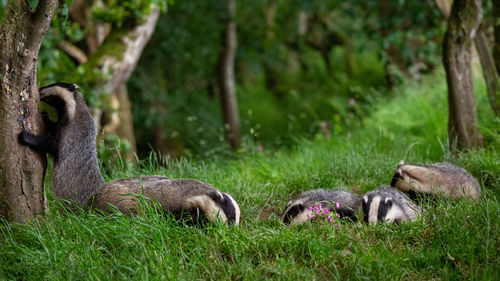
[
  {"left": 19, "top": 83, "right": 240, "bottom": 225},
  {"left": 390, "top": 161, "right": 481, "bottom": 201},
  {"left": 362, "top": 186, "right": 421, "bottom": 224},
  {"left": 281, "top": 189, "right": 362, "bottom": 224},
  {"left": 92, "top": 176, "right": 240, "bottom": 225},
  {"left": 19, "top": 83, "right": 103, "bottom": 207}
]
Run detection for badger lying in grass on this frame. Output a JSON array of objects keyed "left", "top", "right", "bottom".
[
  {"left": 93, "top": 176, "right": 240, "bottom": 225},
  {"left": 19, "top": 83, "right": 240, "bottom": 225},
  {"left": 362, "top": 186, "right": 421, "bottom": 225},
  {"left": 391, "top": 161, "right": 481, "bottom": 201},
  {"left": 281, "top": 189, "right": 362, "bottom": 224}
]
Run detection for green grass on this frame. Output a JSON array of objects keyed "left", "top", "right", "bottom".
[{"left": 1, "top": 72, "right": 499, "bottom": 280}]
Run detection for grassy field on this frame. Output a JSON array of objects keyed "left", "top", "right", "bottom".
[{"left": 1, "top": 72, "right": 499, "bottom": 280}]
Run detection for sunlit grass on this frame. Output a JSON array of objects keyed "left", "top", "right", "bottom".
[{"left": 0, "top": 73, "right": 498, "bottom": 280}]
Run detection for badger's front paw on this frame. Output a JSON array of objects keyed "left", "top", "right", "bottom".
[{"left": 18, "top": 131, "right": 35, "bottom": 146}]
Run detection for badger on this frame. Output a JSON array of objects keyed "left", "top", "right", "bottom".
[
  {"left": 390, "top": 161, "right": 481, "bottom": 201},
  {"left": 19, "top": 83, "right": 240, "bottom": 225},
  {"left": 362, "top": 186, "right": 421, "bottom": 224},
  {"left": 92, "top": 176, "right": 240, "bottom": 225},
  {"left": 18, "top": 83, "right": 104, "bottom": 207},
  {"left": 281, "top": 189, "right": 362, "bottom": 224}
]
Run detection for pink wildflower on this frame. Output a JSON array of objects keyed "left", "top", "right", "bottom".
[
  {"left": 313, "top": 206, "right": 319, "bottom": 213},
  {"left": 306, "top": 213, "right": 311, "bottom": 219},
  {"left": 327, "top": 216, "right": 333, "bottom": 223},
  {"left": 335, "top": 202, "right": 340, "bottom": 209},
  {"left": 336, "top": 213, "right": 341, "bottom": 218},
  {"left": 349, "top": 98, "right": 356, "bottom": 105},
  {"left": 308, "top": 206, "right": 312, "bottom": 211},
  {"left": 318, "top": 203, "right": 322, "bottom": 208},
  {"left": 257, "top": 145, "right": 263, "bottom": 151},
  {"left": 337, "top": 224, "right": 341, "bottom": 228},
  {"left": 323, "top": 208, "right": 329, "bottom": 214},
  {"left": 321, "top": 121, "right": 328, "bottom": 128}
]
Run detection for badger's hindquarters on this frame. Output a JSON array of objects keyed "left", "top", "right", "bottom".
[
  {"left": 391, "top": 161, "right": 481, "bottom": 201},
  {"left": 281, "top": 189, "right": 362, "bottom": 224},
  {"left": 362, "top": 186, "right": 421, "bottom": 225},
  {"left": 91, "top": 176, "right": 240, "bottom": 225}
]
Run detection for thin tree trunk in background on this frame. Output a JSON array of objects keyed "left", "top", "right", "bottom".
[
  {"left": 218, "top": 0, "right": 240, "bottom": 150},
  {"left": 493, "top": 1, "right": 500, "bottom": 82},
  {"left": 443, "top": 0, "right": 482, "bottom": 151},
  {"left": 102, "top": 85, "right": 137, "bottom": 162},
  {"left": 0, "top": 0, "right": 57, "bottom": 221},
  {"left": 475, "top": 27, "right": 500, "bottom": 116}
]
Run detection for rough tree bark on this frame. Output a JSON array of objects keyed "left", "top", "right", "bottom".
[
  {"left": 0, "top": 0, "right": 57, "bottom": 221},
  {"left": 443, "top": 0, "right": 482, "bottom": 151},
  {"left": 218, "top": 0, "right": 240, "bottom": 150},
  {"left": 436, "top": 0, "right": 500, "bottom": 117}
]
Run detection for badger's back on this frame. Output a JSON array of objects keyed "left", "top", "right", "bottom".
[
  {"left": 52, "top": 117, "right": 102, "bottom": 206},
  {"left": 391, "top": 161, "right": 480, "bottom": 201},
  {"left": 91, "top": 176, "right": 240, "bottom": 225}
]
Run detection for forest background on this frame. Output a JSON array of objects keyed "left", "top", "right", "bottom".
[{"left": 0, "top": 0, "right": 499, "bottom": 280}]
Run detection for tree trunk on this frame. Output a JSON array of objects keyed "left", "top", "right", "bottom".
[
  {"left": 443, "top": 0, "right": 482, "bottom": 151},
  {"left": 102, "top": 85, "right": 137, "bottom": 162},
  {"left": 0, "top": 0, "right": 57, "bottom": 221},
  {"left": 475, "top": 27, "right": 500, "bottom": 116},
  {"left": 84, "top": 5, "right": 160, "bottom": 134},
  {"left": 218, "top": 0, "right": 240, "bottom": 150},
  {"left": 436, "top": 0, "right": 500, "bottom": 117},
  {"left": 493, "top": 1, "right": 500, "bottom": 75}
]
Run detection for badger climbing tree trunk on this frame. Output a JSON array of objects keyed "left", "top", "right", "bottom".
[
  {"left": 0, "top": 0, "right": 57, "bottom": 221},
  {"left": 443, "top": 0, "right": 482, "bottom": 151},
  {"left": 218, "top": 0, "right": 240, "bottom": 150}
]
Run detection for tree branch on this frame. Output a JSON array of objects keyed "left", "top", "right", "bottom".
[
  {"left": 29, "top": 0, "right": 58, "bottom": 50},
  {"left": 58, "top": 41, "right": 88, "bottom": 64}
]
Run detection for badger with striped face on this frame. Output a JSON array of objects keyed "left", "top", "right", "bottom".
[
  {"left": 391, "top": 161, "right": 481, "bottom": 201},
  {"left": 281, "top": 189, "right": 362, "bottom": 224},
  {"left": 362, "top": 186, "right": 421, "bottom": 225},
  {"left": 18, "top": 83, "right": 104, "bottom": 207},
  {"left": 93, "top": 176, "right": 240, "bottom": 225}
]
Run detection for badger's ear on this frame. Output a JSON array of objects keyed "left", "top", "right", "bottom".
[{"left": 384, "top": 197, "right": 393, "bottom": 207}]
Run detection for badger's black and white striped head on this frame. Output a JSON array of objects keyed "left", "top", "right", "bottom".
[
  {"left": 39, "top": 83, "right": 80, "bottom": 124},
  {"left": 186, "top": 191, "right": 241, "bottom": 225},
  {"left": 362, "top": 186, "right": 421, "bottom": 225},
  {"left": 362, "top": 194, "right": 405, "bottom": 224},
  {"left": 281, "top": 197, "right": 314, "bottom": 224}
]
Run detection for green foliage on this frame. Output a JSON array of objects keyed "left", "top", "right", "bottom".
[
  {"left": 131, "top": 0, "right": 391, "bottom": 156},
  {"left": 93, "top": 0, "right": 171, "bottom": 28}
]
